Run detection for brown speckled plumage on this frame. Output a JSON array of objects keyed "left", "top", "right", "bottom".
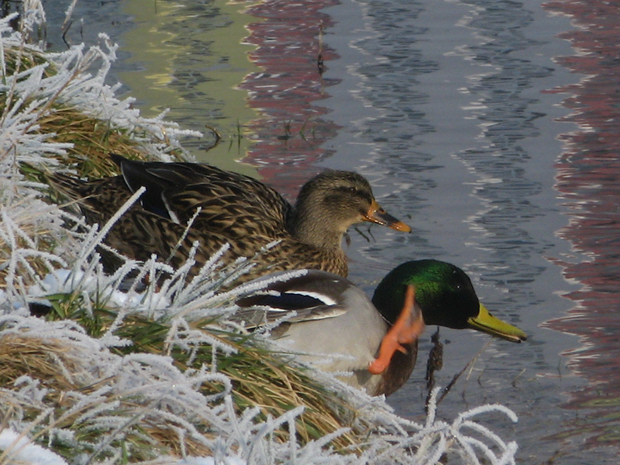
[{"left": 48, "top": 155, "right": 410, "bottom": 283}]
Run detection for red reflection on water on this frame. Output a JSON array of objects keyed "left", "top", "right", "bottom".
[
  {"left": 238, "top": 0, "right": 341, "bottom": 196},
  {"left": 543, "top": 0, "right": 620, "bottom": 449}
]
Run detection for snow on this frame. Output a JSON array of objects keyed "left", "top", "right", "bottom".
[{"left": 0, "top": 429, "right": 69, "bottom": 465}]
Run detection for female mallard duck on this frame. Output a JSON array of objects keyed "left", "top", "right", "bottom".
[
  {"left": 48, "top": 155, "right": 411, "bottom": 282},
  {"left": 235, "top": 259, "right": 527, "bottom": 396}
]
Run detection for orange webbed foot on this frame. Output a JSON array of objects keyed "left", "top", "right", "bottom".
[{"left": 368, "top": 285, "right": 426, "bottom": 375}]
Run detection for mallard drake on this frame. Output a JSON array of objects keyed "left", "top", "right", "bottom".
[
  {"left": 48, "top": 155, "right": 411, "bottom": 282},
  {"left": 235, "top": 259, "right": 527, "bottom": 396}
]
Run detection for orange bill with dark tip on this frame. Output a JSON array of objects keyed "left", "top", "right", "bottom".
[
  {"left": 363, "top": 200, "right": 412, "bottom": 233},
  {"left": 368, "top": 285, "right": 426, "bottom": 375}
]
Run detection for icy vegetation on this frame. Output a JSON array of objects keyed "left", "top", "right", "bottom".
[{"left": 0, "top": 3, "right": 519, "bottom": 464}]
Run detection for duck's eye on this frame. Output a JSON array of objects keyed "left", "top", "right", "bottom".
[{"left": 338, "top": 186, "right": 357, "bottom": 195}]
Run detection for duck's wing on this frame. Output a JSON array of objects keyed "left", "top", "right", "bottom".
[
  {"left": 234, "top": 270, "right": 355, "bottom": 329},
  {"left": 167, "top": 181, "right": 291, "bottom": 238},
  {"left": 235, "top": 293, "right": 348, "bottom": 328},
  {"left": 113, "top": 154, "right": 293, "bottom": 236}
]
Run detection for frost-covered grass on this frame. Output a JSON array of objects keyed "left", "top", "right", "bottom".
[{"left": 0, "top": 4, "right": 519, "bottom": 464}]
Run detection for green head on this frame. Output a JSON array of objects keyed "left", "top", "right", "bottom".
[{"left": 372, "top": 260, "right": 527, "bottom": 343}]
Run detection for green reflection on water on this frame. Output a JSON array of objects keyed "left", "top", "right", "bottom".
[{"left": 119, "top": 0, "right": 260, "bottom": 175}]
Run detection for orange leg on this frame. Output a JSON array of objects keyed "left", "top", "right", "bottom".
[{"left": 368, "top": 285, "right": 426, "bottom": 375}]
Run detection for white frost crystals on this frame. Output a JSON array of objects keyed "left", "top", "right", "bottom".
[{"left": 0, "top": 3, "right": 520, "bottom": 465}]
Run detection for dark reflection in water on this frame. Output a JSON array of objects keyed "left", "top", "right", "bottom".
[
  {"left": 240, "top": 0, "right": 342, "bottom": 194},
  {"left": 543, "top": 0, "right": 620, "bottom": 450}
]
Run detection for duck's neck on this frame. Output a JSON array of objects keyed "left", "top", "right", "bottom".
[{"left": 288, "top": 206, "right": 347, "bottom": 249}]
